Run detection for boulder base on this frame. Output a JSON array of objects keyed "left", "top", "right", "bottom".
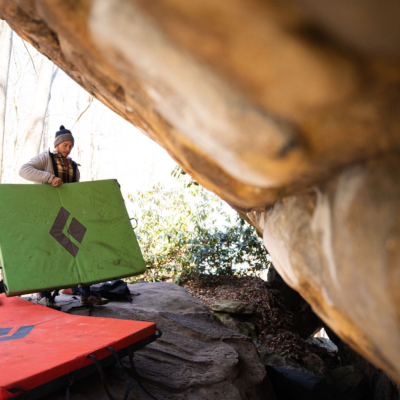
[{"left": 47, "top": 282, "right": 274, "bottom": 400}]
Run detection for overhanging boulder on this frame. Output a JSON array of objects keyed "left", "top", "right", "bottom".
[{"left": 1, "top": 0, "right": 399, "bottom": 209}]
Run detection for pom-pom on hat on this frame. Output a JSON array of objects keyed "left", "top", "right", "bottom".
[{"left": 54, "top": 125, "right": 74, "bottom": 148}]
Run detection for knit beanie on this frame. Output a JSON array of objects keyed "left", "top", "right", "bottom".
[{"left": 54, "top": 125, "right": 74, "bottom": 147}]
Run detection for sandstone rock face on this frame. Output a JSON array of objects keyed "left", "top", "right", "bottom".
[
  {"left": 51, "top": 283, "right": 273, "bottom": 400},
  {"left": 1, "top": 0, "right": 400, "bottom": 384},
  {"left": 257, "top": 155, "right": 400, "bottom": 382},
  {"left": 1, "top": 1, "right": 399, "bottom": 209}
]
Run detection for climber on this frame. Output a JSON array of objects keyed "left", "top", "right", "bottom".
[{"left": 19, "top": 125, "right": 109, "bottom": 308}]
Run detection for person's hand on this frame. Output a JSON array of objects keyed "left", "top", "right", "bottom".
[{"left": 52, "top": 177, "right": 62, "bottom": 187}]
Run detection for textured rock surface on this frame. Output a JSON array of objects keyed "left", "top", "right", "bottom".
[
  {"left": 0, "top": 0, "right": 399, "bottom": 208},
  {"left": 48, "top": 283, "right": 274, "bottom": 400},
  {"left": 213, "top": 312, "right": 258, "bottom": 342},
  {"left": 258, "top": 155, "right": 400, "bottom": 382},
  {"left": 256, "top": 344, "right": 309, "bottom": 374},
  {"left": 326, "top": 326, "right": 400, "bottom": 400},
  {"left": 328, "top": 366, "right": 370, "bottom": 399},
  {"left": 212, "top": 300, "right": 253, "bottom": 314},
  {"left": 306, "top": 338, "right": 338, "bottom": 353},
  {"left": 1, "top": 0, "right": 400, "bottom": 384}
]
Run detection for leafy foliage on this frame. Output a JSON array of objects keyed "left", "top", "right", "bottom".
[{"left": 127, "top": 167, "right": 269, "bottom": 283}]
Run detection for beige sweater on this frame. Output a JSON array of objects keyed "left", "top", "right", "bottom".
[{"left": 19, "top": 151, "right": 80, "bottom": 184}]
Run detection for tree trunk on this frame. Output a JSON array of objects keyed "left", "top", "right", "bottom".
[
  {"left": 19, "top": 55, "right": 55, "bottom": 168},
  {"left": 0, "top": 21, "right": 12, "bottom": 182}
]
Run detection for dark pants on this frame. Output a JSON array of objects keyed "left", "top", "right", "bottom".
[{"left": 79, "top": 285, "right": 91, "bottom": 297}]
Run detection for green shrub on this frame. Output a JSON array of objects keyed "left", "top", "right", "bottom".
[{"left": 127, "top": 168, "right": 269, "bottom": 283}]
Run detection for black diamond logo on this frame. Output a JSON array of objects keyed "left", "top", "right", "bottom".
[
  {"left": 0, "top": 325, "right": 35, "bottom": 342},
  {"left": 50, "top": 207, "right": 87, "bottom": 257}
]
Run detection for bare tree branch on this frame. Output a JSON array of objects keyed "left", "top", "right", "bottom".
[
  {"left": 72, "top": 95, "right": 93, "bottom": 129},
  {"left": 22, "top": 39, "right": 37, "bottom": 78}
]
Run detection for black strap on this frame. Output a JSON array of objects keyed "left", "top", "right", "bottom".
[
  {"left": 130, "top": 217, "right": 138, "bottom": 230},
  {"left": 87, "top": 354, "right": 116, "bottom": 400},
  {"left": 43, "top": 290, "right": 59, "bottom": 305},
  {"left": 51, "top": 289, "right": 60, "bottom": 303},
  {"left": 124, "top": 295, "right": 133, "bottom": 303},
  {"left": 8, "top": 387, "right": 27, "bottom": 399},
  {"left": 155, "top": 329, "right": 162, "bottom": 339},
  {"left": 128, "top": 350, "right": 158, "bottom": 400},
  {"left": 62, "top": 295, "right": 79, "bottom": 304},
  {"left": 65, "top": 373, "right": 74, "bottom": 400},
  {"left": 71, "top": 161, "right": 77, "bottom": 183},
  {"left": 107, "top": 347, "right": 130, "bottom": 400},
  {"left": 49, "top": 150, "right": 59, "bottom": 178}
]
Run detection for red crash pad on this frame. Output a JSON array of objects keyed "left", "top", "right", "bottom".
[{"left": 0, "top": 294, "right": 157, "bottom": 399}]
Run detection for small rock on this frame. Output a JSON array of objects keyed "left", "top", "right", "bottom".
[
  {"left": 258, "top": 264, "right": 276, "bottom": 283},
  {"left": 214, "top": 312, "right": 239, "bottom": 331},
  {"left": 302, "top": 352, "right": 328, "bottom": 376},
  {"left": 266, "top": 334, "right": 273, "bottom": 340},
  {"left": 305, "top": 337, "right": 338, "bottom": 352},
  {"left": 212, "top": 300, "right": 253, "bottom": 314},
  {"left": 256, "top": 343, "right": 309, "bottom": 373},
  {"left": 238, "top": 322, "right": 258, "bottom": 342},
  {"left": 214, "top": 313, "right": 257, "bottom": 342}
]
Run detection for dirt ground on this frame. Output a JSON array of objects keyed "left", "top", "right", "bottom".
[{"left": 183, "top": 275, "right": 339, "bottom": 368}]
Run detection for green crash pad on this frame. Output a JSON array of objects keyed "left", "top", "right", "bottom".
[{"left": 0, "top": 179, "right": 145, "bottom": 295}]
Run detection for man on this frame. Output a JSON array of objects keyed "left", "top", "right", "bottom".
[{"left": 19, "top": 125, "right": 109, "bottom": 308}]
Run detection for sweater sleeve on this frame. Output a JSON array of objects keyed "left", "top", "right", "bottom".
[{"left": 19, "top": 154, "right": 55, "bottom": 184}]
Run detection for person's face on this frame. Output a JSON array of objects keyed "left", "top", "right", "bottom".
[{"left": 56, "top": 141, "right": 73, "bottom": 157}]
